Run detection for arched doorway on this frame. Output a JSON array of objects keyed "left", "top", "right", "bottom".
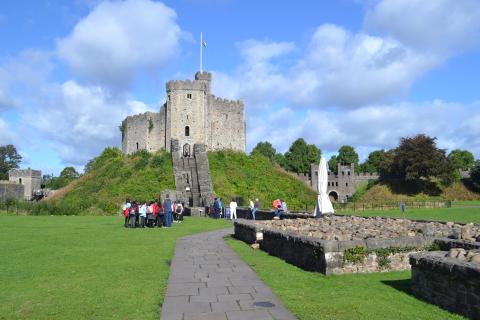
[
  {"left": 329, "top": 191, "right": 338, "bottom": 202},
  {"left": 183, "top": 143, "right": 191, "bottom": 157}
]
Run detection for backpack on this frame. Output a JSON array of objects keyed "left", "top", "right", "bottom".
[{"left": 175, "top": 205, "right": 182, "bottom": 214}]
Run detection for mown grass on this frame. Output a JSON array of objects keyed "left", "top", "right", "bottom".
[
  {"left": 339, "top": 206, "right": 480, "bottom": 223},
  {"left": 208, "top": 151, "right": 317, "bottom": 209},
  {"left": 0, "top": 216, "right": 231, "bottom": 320},
  {"left": 225, "top": 237, "right": 464, "bottom": 320}
]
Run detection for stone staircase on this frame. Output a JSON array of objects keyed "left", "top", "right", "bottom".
[{"left": 171, "top": 139, "right": 214, "bottom": 210}]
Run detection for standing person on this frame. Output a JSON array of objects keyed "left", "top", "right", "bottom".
[
  {"left": 129, "top": 201, "right": 137, "bottom": 228},
  {"left": 252, "top": 198, "right": 260, "bottom": 220},
  {"left": 163, "top": 195, "right": 173, "bottom": 228},
  {"left": 139, "top": 201, "right": 147, "bottom": 228},
  {"left": 122, "top": 199, "right": 131, "bottom": 227},
  {"left": 281, "top": 199, "right": 288, "bottom": 213},
  {"left": 175, "top": 201, "right": 184, "bottom": 222},
  {"left": 157, "top": 200, "right": 165, "bottom": 228},
  {"left": 147, "top": 201, "right": 155, "bottom": 227},
  {"left": 134, "top": 201, "right": 140, "bottom": 227},
  {"left": 213, "top": 198, "right": 220, "bottom": 219},
  {"left": 152, "top": 200, "right": 159, "bottom": 227},
  {"left": 248, "top": 199, "right": 254, "bottom": 219},
  {"left": 273, "top": 198, "right": 283, "bottom": 219},
  {"left": 229, "top": 198, "right": 237, "bottom": 220},
  {"left": 218, "top": 198, "right": 223, "bottom": 218}
]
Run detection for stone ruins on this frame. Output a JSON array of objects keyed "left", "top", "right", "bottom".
[{"left": 0, "top": 169, "right": 42, "bottom": 202}]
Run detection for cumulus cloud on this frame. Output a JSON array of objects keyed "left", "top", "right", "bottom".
[
  {"left": 365, "top": 0, "right": 480, "bottom": 54},
  {"left": 24, "top": 80, "right": 152, "bottom": 164},
  {"left": 248, "top": 101, "right": 480, "bottom": 160},
  {"left": 57, "top": 0, "right": 182, "bottom": 89}
]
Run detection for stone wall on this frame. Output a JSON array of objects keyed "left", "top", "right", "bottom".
[
  {"left": 8, "top": 169, "right": 41, "bottom": 200},
  {"left": 122, "top": 111, "right": 165, "bottom": 154},
  {"left": 235, "top": 207, "right": 312, "bottom": 220},
  {"left": 233, "top": 219, "right": 435, "bottom": 274},
  {"left": 121, "top": 71, "right": 246, "bottom": 155},
  {"left": 0, "top": 181, "right": 24, "bottom": 202},
  {"left": 207, "top": 95, "right": 245, "bottom": 152},
  {"left": 410, "top": 251, "right": 480, "bottom": 319}
]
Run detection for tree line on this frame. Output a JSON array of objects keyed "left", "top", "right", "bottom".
[{"left": 250, "top": 134, "right": 480, "bottom": 189}]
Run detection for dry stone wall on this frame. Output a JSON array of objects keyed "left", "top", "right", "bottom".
[{"left": 410, "top": 251, "right": 480, "bottom": 319}]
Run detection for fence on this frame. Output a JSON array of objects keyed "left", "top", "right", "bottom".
[{"left": 288, "top": 200, "right": 452, "bottom": 213}]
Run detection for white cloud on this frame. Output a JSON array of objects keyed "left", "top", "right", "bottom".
[
  {"left": 57, "top": 0, "right": 182, "bottom": 89},
  {"left": 247, "top": 101, "right": 480, "bottom": 160},
  {"left": 24, "top": 80, "right": 151, "bottom": 164},
  {"left": 365, "top": 0, "right": 480, "bottom": 54}
]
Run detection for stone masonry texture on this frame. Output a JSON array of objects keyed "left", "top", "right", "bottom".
[{"left": 122, "top": 71, "right": 245, "bottom": 155}]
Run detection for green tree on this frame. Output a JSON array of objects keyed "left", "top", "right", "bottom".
[
  {"left": 471, "top": 160, "right": 480, "bottom": 190},
  {"left": 390, "top": 134, "right": 454, "bottom": 186},
  {"left": 0, "top": 144, "right": 22, "bottom": 180},
  {"left": 60, "top": 166, "right": 80, "bottom": 180},
  {"left": 328, "top": 155, "right": 338, "bottom": 174},
  {"left": 337, "top": 145, "right": 359, "bottom": 166},
  {"left": 360, "top": 149, "right": 388, "bottom": 173},
  {"left": 284, "top": 138, "right": 321, "bottom": 174},
  {"left": 447, "top": 149, "right": 475, "bottom": 171},
  {"left": 251, "top": 141, "right": 277, "bottom": 162},
  {"left": 46, "top": 166, "right": 80, "bottom": 190}
]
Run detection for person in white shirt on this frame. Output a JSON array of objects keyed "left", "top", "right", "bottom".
[{"left": 229, "top": 199, "right": 238, "bottom": 220}]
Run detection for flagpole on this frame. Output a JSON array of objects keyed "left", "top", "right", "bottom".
[{"left": 200, "top": 32, "right": 203, "bottom": 72}]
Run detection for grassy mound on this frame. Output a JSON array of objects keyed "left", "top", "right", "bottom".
[
  {"left": 44, "top": 148, "right": 174, "bottom": 215},
  {"left": 357, "top": 180, "right": 480, "bottom": 202},
  {"left": 208, "top": 150, "right": 317, "bottom": 210}
]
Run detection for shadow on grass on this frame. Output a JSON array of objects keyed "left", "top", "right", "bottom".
[{"left": 381, "top": 278, "right": 412, "bottom": 295}]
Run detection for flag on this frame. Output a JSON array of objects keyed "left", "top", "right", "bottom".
[{"left": 202, "top": 40, "right": 207, "bottom": 48}]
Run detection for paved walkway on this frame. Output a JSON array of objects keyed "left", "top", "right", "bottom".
[{"left": 161, "top": 228, "right": 297, "bottom": 320}]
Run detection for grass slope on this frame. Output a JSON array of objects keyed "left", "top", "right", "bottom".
[
  {"left": 226, "top": 237, "right": 463, "bottom": 320},
  {"left": 357, "top": 180, "right": 480, "bottom": 203},
  {"left": 208, "top": 151, "right": 317, "bottom": 209},
  {"left": 48, "top": 148, "right": 174, "bottom": 215},
  {"left": 0, "top": 216, "right": 231, "bottom": 320}
]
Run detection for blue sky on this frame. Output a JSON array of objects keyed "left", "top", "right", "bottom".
[{"left": 0, "top": 0, "right": 479, "bottom": 176}]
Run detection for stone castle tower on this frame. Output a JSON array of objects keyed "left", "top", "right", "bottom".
[{"left": 121, "top": 71, "right": 246, "bottom": 155}]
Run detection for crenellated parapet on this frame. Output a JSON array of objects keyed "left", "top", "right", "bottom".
[
  {"left": 166, "top": 79, "right": 208, "bottom": 91},
  {"left": 209, "top": 95, "right": 243, "bottom": 109}
]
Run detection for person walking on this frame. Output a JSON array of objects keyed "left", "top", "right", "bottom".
[
  {"left": 252, "top": 198, "right": 260, "bottom": 220},
  {"left": 163, "top": 195, "right": 173, "bottom": 228},
  {"left": 174, "top": 201, "right": 184, "bottom": 222},
  {"left": 229, "top": 198, "right": 237, "bottom": 220}
]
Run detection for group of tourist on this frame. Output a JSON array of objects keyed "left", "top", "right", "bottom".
[
  {"left": 209, "top": 197, "right": 239, "bottom": 219},
  {"left": 122, "top": 195, "right": 184, "bottom": 228}
]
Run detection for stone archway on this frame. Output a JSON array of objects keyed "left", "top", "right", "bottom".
[
  {"left": 329, "top": 190, "right": 339, "bottom": 202},
  {"left": 183, "top": 143, "right": 191, "bottom": 157}
]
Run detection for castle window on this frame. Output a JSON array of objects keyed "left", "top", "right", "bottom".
[
  {"left": 185, "top": 126, "right": 190, "bottom": 136},
  {"left": 187, "top": 93, "right": 192, "bottom": 99},
  {"left": 348, "top": 171, "right": 350, "bottom": 175},
  {"left": 136, "top": 142, "right": 139, "bottom": 150},
  {"left": 19, "top": 178, "right": 22, "bottom": 184},
  {"left": 346, "top": 182, "right": 349, "bottom": 186},
  {"left": 336, "top": 182, "right": 338, "bottom": 186},
  {"left": 342, "top": 171, "right": 345, "bottom": 176}
]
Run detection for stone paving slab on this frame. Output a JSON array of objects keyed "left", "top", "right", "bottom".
[{"left": 160, "top": 228, "right": 297, "bottom": 320}]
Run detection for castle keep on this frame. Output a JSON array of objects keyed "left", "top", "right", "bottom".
[
  {"left": 121, "top": 71, "right": 246, "bottom": 208},
  {"left": 121, "top": 71, "right": 246, "bottom": 155}
]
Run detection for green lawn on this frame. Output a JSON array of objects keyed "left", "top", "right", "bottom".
[
  {"left": 226, "top": 237, "right": 464, "bottom": 320},
  {"left": 340, "top": 207, "right": 480, "bottom": 223},
  {"left": 0, "top": 216, "right": 231, "bottom": 320}
]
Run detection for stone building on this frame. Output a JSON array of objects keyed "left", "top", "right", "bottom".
[
  {"left": 310, "top": 163, "right": 379, "bottom": 202},
  {"left": 6, "top": 169, "right": 42, "bottom": 201},
  {"left": 121, "top": 71, "right": 246, "bottom": 155}
]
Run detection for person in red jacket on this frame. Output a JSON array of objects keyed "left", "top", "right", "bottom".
[{"left": 156, "top": 199, "right": 164, "bottom": 227}]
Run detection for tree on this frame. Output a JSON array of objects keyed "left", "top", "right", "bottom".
[
  {"left": 360, "top": 149, "right": 388, "bottom": 173},
  {"left": 471, "top": 160, "right": 480, "bottom": 190},
  {"left": 251, "top": 141, "right": 277, "bottom": 163},
  {"left": 0, "top": 144, "right": 22, "bottom": 180},
  {"left": 60, "top": 166, "right": 80, "bottom": 180},
  {"left": 448, "top": 149, "right": 475, "bottom": 171},
  {"left": 46, "top": 166, "right": 80, "bottom": 190},
  {"left": 328, "top": 155, "right": 338, "bottom": 174},
  {"left": 337, "top": 145, "right": 359, "bottom": 167},
  {"left": 390, "top": 134, "right": 454, "bottom": 186},
  {"left": 284, "top": 138, "right": 321, "bottom": 174}
]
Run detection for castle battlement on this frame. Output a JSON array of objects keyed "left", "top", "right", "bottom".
[
  {"left": 210, "top": 95, "right": 243, "bottom": 108},
  {"left": 166, "top": 79, "right": 207, "bottom": 91},
  {"left": 122, "top": 71, "right": 246, "bottom": 155}
]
